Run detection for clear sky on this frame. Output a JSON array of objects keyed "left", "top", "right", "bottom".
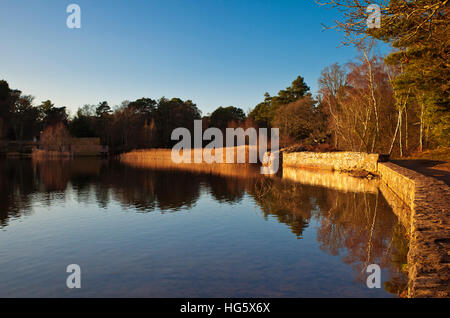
[{"left": 0, "top": 0, "right": 385, "bottom": 116}]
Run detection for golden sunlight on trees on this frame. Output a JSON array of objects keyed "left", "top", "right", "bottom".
[
  {"left": 317, "top": 0, "right": 449, "bottom": 151},
  {"left": 318, "top": 42, "right": 425, "bottom": 156},
  {"left": 40, "top": 122, "right": 70, "bottom": 151},
  {"left": 273, "top": 95, "right": 323, "bottom": 146}
]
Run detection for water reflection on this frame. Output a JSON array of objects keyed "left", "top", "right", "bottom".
[
  {"left": 251, "top": 177, "right": 408, "bottom": 296},
  {"left": 0, "top": 159, "right": 408, "bottom": 297},
  {"left": 0, "top": 159, "right": 36, "bottom": 227}
]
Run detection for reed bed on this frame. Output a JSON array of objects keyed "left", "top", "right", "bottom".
[
  {"left": 118, "top": 147, "right": 262, "bottom": 178},
  {"left": 31, "top": 148, "right": 73, "bottom": 159}
]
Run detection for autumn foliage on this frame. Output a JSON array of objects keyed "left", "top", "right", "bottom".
[{"left": 39, "top": 122, "right": 70, "bottom": 151}]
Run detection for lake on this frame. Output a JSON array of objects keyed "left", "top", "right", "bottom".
[{"left": 0, "top": 158, "right": 408, "bottom": 297}]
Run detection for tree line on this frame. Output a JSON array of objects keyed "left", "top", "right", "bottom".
[
  {"left": 0, "top": 42, "right": 446, "bottom": 157},
  {"left": 251, "top": 0, "right": 449, "bottom": 155},
  {"left": 316, "top": 0, "right": 449, "bottom": 154},
  {"left": 0, "top": 80, "right": 250, "bottom": 153}
]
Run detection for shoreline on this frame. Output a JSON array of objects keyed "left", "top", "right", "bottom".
[{"left": 281, "top": 151, "right": 449, "bottom": 298}]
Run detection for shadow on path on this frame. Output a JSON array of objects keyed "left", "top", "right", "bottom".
[{"left": 391, "top": 160, "right": 450, "bottom": 186}]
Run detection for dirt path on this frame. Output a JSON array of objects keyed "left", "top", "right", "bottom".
[{"left": 391, "top": 159, "right": 450, "bottom": 186}]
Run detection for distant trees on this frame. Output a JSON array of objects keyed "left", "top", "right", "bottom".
[
  {"left": 108, "top": 104, "right": 140, "bottom": 151},
  {"left": 249, "top": 93, "right": 273, "bottom": 128},
  {"left": 95, "top": 101, "right": 112, "bottom": 117},
  {"left": 249, "top": 76, "right": 311, "bottom": 130},
  {"left": 248, "top": 75, "right": 327, "bottom": 147},
  {"left": 0, "top": 81, "right": 12, "bottom": 138},
  {"left": 271, "top": 76, "right": 310, "bottom": 107},
  {"left": 67, "top": 97, "right": 202, "bottom": 151},
  {"left": 0, "top": 80, "right": 19, "bottom": 139},
  {"left": 0, "top": 81, "right": 54, "bottom": 141},
  {"left": 0, "top": 80, "right": 77, "bottom": 145},
  {"left": 69, "top": 105, "right": 97, "bottom": 138},
  {"left": 12, "top": 95, "right": 40, "bottom": 141},
  {"left": 42, "top": 106, "right": 68, "bottom": 127},
  {"left": 209, "top": 106, "right": 246, "bottom": 131},
  {"left": 153, "top": 97, "right": 202, "bottom": 148},
  {"left": 38, "top": 100, "right": 53, "bottom": 121},
  {"left": 0, "top": 66, "right": 434, "bottom": 157},
  {"left": 128, "top": 98, "right": 156, "bottom": 119},
  {"left": 274, "top": 95, "right": 326, "bottom": 146},
  {"left": 0, "top": 80, "right": 210, "bottom": 152}
]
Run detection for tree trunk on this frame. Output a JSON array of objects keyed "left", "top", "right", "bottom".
[
  {"left": 405, "top": 107, "right": 408, "bottom": 154},
  {"left": 389, "top": 109, "right": 401, "bottom": 155},
  {"left": 419, "top": 101, "right": 424, "bottom": 152},
  {"left": 399, "top": 110, "right": 403, "bottom": 158}
]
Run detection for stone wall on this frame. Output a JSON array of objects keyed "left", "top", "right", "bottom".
[
  {"left": 281, "top": 151, "right": 449, "bottom": 297},
  {"left": 282, "top": 151, "right": 380, "bottom": 173},
  {"left": 378, "top": 162, "right": 450, "bottom": 298},
  {"left": 378, "top": 162, "right": 416, "bottom": 208},
  {"left": 378, "top": 181, "right": 411, "bottom": 230}
]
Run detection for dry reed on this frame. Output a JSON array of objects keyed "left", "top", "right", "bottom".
[{"left": 118, "top": 147, "right": 262, "bottom": 178}]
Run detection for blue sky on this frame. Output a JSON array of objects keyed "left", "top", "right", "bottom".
[{"left": 0, "top": 0, "right": 386, "bottom": 116}]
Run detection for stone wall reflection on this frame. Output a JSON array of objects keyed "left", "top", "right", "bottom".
[{"left": 250, "top": 177, "right": 408, "bottom": 296}]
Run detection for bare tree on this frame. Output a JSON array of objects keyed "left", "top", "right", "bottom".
[
  {"left": 319, "top": 47, "right": 397, "bottom": 153},
  {"left": 315, "top": 0, "right": 448, "bottom": 45},
  {"left": 40, "top": 122, "right": 70, "bottom": 151}
]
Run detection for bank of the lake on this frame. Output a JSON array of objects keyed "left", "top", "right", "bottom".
[
  {"left": 118, "top": 148, "right": 449, "bottom": 297},
  {"left": 281, "top": 151, "right": 449, "bottom": 298}
]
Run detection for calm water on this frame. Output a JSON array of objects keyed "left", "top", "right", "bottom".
[{"left": 0, "top": 158, "right": 408, "bottom": 297}]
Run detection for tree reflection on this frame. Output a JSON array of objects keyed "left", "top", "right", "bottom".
[
  {"left": 0, "top": 159, "right": 35, "bottom": 227},
  {"left": 251, "top": 177, "right": 409, "bottom": 296},
  {"left": 101, "top": 164, "right": 202, "bottom": 212},
  {"left": 0, "top": 158, "right": 408, "bottom": 296}
]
